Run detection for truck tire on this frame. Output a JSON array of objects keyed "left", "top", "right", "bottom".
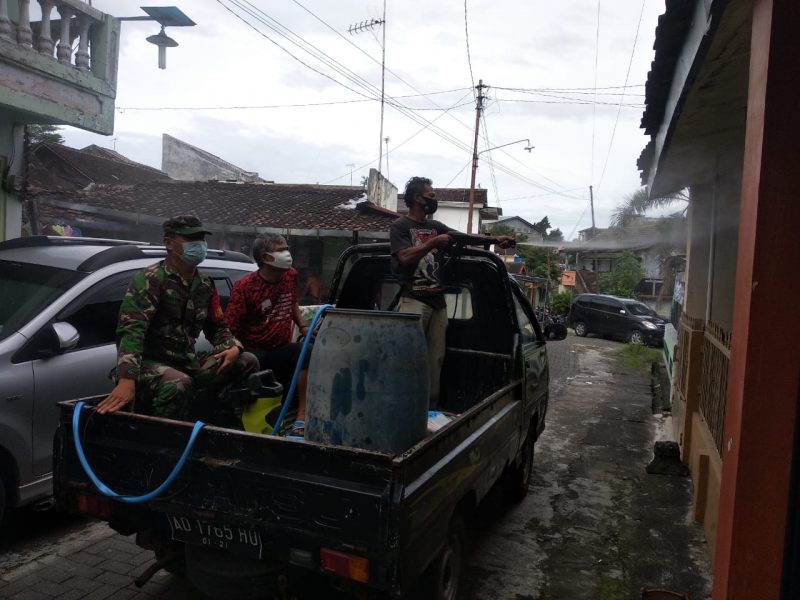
[
  {"left": 185, "top": 544, "right": 283, "bottom": 600},
  {"left": 422, "top": 514, "right": 466, "bottom": 600},
  {"left": 504, "top": 431, "right": 534, "bottom": 503}
]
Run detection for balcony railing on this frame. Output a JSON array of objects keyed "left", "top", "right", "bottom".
[
  {"left": 698, "top": 320, "right": 731, "bottom": 456},
  {"left": 1, "top": 0, "right": 106, "bottom": 70},
  {"left": 0, "top": 0, "right": 118, "bottom": 134}
]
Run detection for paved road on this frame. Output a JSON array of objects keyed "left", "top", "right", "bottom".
[{"left": 0, "top": 333, "right": 710, "bottom": 599}]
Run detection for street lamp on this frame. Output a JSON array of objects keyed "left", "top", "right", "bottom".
[
  {"left": 118, "top": 7, "right": 195, "bottom": 70},
  {"left": 467, "top": 138, "right": 534, "bottom": 233}
]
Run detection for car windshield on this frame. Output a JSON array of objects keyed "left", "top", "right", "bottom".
[
  {"left": 625, "top": 302, "right": 655, "bottom": 316},
  {"left": 0, "top": 260, "right": 85, "bottom": 341}
]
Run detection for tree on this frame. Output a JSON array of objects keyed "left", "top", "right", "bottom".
[
  {"left": 546, "top": 228, "right": 564, "bottom": 242},
  {"left": 359, "top": 175, "right": 369, "bottom": 188},
  {"left": 517, "top": 245, "right": 560, "bottom": 280},
  {"left": 598, "top": 251, "right": 643, "bottom": 298},
  {"left": 26, "top": 124, "right": 64, "bottom": 145},
  {"left": 532, "top": 216, "right": 551, "bottom": 237},
  {"left": 610, "top": 187, "right": 688, "bottom": 228},
  {"left": 488, "top": 224, "right": 527, "bottom": 242}
]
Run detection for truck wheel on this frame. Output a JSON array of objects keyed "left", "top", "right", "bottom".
[
  {"left": 504, "top": 431, "right": 534, "bottom": 503},
  {"left": 185, "top": 544, "right": 282, "bottom": 600},
  {"left": 574, "top": 321, "right": 588, "bottom": 337},
  {"left": 423, "top": 514, "right": 465, "bottom": 600}
]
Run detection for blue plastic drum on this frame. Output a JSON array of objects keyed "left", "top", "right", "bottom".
[{"left": 306, "top": 309, "right": 429, "bottom": 454}]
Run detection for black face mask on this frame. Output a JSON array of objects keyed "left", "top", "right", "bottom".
[{"left": 420, "top": 195, "right": 438, "bottom": 215}]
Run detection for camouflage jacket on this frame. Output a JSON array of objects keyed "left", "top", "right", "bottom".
[{"left": 116, "top": 261, "right": 241, "bottom": 379}]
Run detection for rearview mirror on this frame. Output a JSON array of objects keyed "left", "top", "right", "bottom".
[
  {"left": 52, "top": 322, "right": 80, "bottom": 351},
  {"left": 544, "top": 323, "right": 568, "bottom": 341}
]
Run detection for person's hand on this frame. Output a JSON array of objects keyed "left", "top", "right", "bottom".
[
  {"left": 213, "top": 346, "right": 241, "bottom": 374},
  {"left": 496, "top": 235, "right": 515, "bottom": 249},
  {"left": 97, "top": 379, "right": 135, "bottom": 414},
  {"left": 429, "top": 233, "right": 453, "bottom": 250}
]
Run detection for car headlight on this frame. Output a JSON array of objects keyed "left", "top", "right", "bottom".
[{"left": 643, "top": 321, "right": 657, "bottom": 330}]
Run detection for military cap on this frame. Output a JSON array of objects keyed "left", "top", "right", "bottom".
[{"left": 163, "top": 215, "right": 212, "bottom": 236}]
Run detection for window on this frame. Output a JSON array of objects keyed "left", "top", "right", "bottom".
[
  {"left": 512, "top": 294, "right": 537, "bottom": 344},
  {"left": 57, "top": 271, "right": 137, "bottom": 350},
  {"left": 0, "top": 261, "right": 85, "bottom": 341},
  {"left": 444, "top": 287, "right": 474, "bottom": 320}
]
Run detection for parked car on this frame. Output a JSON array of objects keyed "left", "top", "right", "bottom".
[
  {"left": 0, "top": 236, "right": 256, "bottom": 523},
  {"left": 568, "top": 293, "right": 665, "bottom": 345}
]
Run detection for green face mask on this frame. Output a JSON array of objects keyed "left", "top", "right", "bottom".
[{"left": 180, "top": 240, "right": 207, "bottom": 266}]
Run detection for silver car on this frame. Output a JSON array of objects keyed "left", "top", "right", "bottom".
[{"left": 0, "top": 236, "right": 256, "bottom": 522}]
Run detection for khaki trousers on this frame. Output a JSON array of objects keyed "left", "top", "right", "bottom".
[{"left": 397, "top": 297, "right": 448, "bottom": 405}]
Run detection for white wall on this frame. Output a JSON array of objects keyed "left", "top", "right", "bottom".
[{"left": 435, "top": 203, "right": 482, "bottom": 232}]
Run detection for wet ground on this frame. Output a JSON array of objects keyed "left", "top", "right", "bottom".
[{"left": 0, "top": 333, "right": 711, "bottom": 599}]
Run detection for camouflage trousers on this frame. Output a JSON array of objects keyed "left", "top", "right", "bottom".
[{"left": 135, "top": 352, "right": 259, "bottom": 420}]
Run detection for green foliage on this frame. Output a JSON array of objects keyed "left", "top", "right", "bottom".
[
  {"left": 546, "top": 227, "right": 564, "bottom": 241},
  {"left": 550, "top": 290, "right": 574, "bottom": 315},
  {"left": 518, "top": 245, "right": 561, "bottom": 280},
  {"left": 598, "top": 251, "right": 643, "bottom": 298},
  {"left": 488, "top": 224, "right": 527, "bottom": 242},
  {"left": 532, "top": 216, "right": 551, "bottom": 237},
  {"left": 615, "top": 343, "right": 662, "bottom": 370},
  {"left": 610, "top": 187, "right": 688, "bottom": 228},
  {"left": 26, "top": 124, "right": 64, "bottom": 145}
]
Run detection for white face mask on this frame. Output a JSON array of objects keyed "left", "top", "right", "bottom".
[{"left": 267, "top": 249, "right": 293, "bottom": 270}]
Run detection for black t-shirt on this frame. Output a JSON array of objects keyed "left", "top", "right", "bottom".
[{"left": 389, "top": 216, "right": 453, "bottom": 309}]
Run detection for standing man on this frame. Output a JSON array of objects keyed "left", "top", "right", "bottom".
[
  {"left": 225, "top": 233, "right": 310, "bottom": 437},
  {"left": 97, "top": 215, "right": 258, "bottom": 419},
  {"left": 390, "top": 177, "right": 513, "bottom": 405}
]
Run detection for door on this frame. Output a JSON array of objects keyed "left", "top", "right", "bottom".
[
  {"left": 30, "top": 271, "right": 136, "bottom": 475},
  {"left": 602, "top": 298, "right": 629, "bottom": 339},
  {"left": 511, "top": 287, "right": 548, "bottom": 421}
]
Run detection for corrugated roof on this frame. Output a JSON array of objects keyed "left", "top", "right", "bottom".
[
  {"left": 27, "top": 143, "right": 170, "bottom": 192},
  {"left": 33, "top": 181, "right": 398, "bottom": 231}
]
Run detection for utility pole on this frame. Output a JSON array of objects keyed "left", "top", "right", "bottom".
[
  {"left": 384, "top": 136, "right": 390, "bottom": 179},
  {"left": 467, "top": 79, "right": 487, "bottom": 234},
  {"left": 589, "top": 185, "right": 596, "bottom": 230},
  {"left": 378, "top": 0, "right": 387, "bottom": 174},
  {"left": 346, "top": 163, "right": 356, "bottom": 186}
]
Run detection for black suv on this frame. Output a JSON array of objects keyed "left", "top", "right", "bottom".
[{"left": 568, "top": 293, "right": 665, "bottom": 345}]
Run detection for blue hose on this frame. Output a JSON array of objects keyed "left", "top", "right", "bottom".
[
  {"left": 72, "top": 401, "right": 204, "bottom": 503},
  {"left": 273, "top": 303, "right": 332, "bottom": 436}
]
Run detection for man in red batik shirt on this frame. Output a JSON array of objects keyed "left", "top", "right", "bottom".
[{"left": 225, "top": 234, "right": 311, "bottom": 436}]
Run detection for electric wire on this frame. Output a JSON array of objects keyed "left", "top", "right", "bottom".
[
  {"left": 597, "top": 0, "right": 646, "bottom": 188},
  {"left": 464, "top": 0, "right": 476, "bottom": 96}
]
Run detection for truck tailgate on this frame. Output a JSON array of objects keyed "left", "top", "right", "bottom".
[{"left": 56, "top": 399, "right": 395, "bottom": 553}]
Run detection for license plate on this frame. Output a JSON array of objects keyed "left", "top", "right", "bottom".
[{"left": 166, "top": 514, "right": 263, "bottom": 559}]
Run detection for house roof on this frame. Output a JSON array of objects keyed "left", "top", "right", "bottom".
[
  {"left": 26, "top": 142, "right": 170, "bottom": 192},
  {"left": 573, "top": 219, "right": 686, "bottom": 252},
  {"left": 33, "top": 181, "right": 399, "bottom": 232},
  {"left": 493, "top": 215, "right": 537, "bottom": 229}
]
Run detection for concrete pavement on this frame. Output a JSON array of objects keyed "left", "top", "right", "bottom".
[{"left": 0, "top": 333, "right": 712, "bottom": 599}]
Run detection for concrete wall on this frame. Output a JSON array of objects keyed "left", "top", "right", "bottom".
[
  {"left": 436, "top": 203, "right": 482, "bottom": 232},
  {"left": 162, "top": 134, "right": 262, "bottom": 182}
]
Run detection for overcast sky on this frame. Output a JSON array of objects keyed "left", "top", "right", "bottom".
[{"left": 61, "top": 0, "right": 664, "bottom": 239}]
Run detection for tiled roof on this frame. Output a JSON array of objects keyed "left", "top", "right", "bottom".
[
  {"left": 27, "top": 143, "right": 170, "bottom": 192},
  {"left": 33, "top": 181, "right": 399, "bottom": 231}
]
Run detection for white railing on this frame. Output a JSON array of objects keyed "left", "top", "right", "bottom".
[{"left": 0, "top": 0, "right": 105, "bottom": 70}]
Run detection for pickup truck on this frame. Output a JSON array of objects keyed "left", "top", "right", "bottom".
[{"left": 54, "top": 242, "right": 566, "bottom": 599}]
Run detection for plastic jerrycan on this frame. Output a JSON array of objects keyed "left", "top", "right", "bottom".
[{"left": 241, "top": 370, "right": 284, "bottom": 435}]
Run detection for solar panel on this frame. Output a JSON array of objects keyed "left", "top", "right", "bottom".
[{"left": 140, "top": 6, "right": 195, "bottom": 27}]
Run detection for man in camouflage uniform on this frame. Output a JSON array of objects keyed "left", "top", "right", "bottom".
[{"left": 97, "top": 215, "right": 258, "bottom": 420}]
